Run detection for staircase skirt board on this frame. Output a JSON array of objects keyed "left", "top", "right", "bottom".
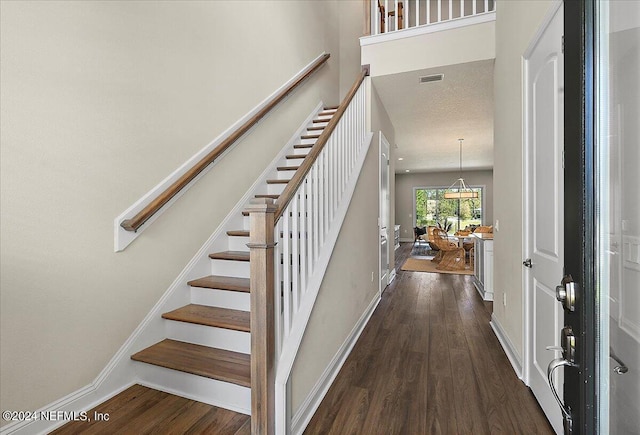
[
  {"left": 162, "top": 304, "right": 250, "bottom": 332},
  {"left": 166, "top": 319, "right": 250, "bottom": 354},
  {"left": 131, "top": 339, "right": 250, "bottom": 387}
]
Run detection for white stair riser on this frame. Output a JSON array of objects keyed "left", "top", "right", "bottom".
[
  {"left": 292, "top": 148, "right": 312, "bottom": 156},
  {"left": 282, "top": 159, "right": 303, "bottom": 167},
  {"left": 166, "top": 321, "right": 250, "bottom": 354},
  {"left": 191, "top": 287, "right": 250, "bottom": 311},
  {"left": 134, "top": 362, "right": 251, "bottom": 415},
  {"left": 211, "top": 259, "right": 250, "bottom": 278},
  {"left": 267, "top": 183, "right": 287, "bottom": 195},
  {"left": 277, "top": 170, "right": 295, "bottom": 180},
  {"left": 300, "top": 138, "right": 318, "bottom": 145},
  {"left": 228, "top": 235, "right": 250, "bottom": 252},
  {"left": 313, "top": 121, "right": 329, "bottom": 127}
]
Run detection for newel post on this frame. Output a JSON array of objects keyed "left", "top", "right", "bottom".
[{"left": 246, "top": 198, "right": 277, "bottom": 435}]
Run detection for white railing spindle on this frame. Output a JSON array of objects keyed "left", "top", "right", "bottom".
[
  {"left": 472, "top": 0, "right": 476, "bottom": 15},
  {"left": 416, "top": 0, "right": 420, "bottom": 27},
  {"left": 437, "top": 0, "right": 442, "bottom": 22}
]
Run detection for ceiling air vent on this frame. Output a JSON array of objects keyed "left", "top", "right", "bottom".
[{"left": 419, "top": 74, "right": 444, "bottom": 84}]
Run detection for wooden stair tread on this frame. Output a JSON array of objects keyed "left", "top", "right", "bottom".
[
  {"left": 209, "top": 251, "right": 250, "bottom": 262},
  {"left": 162, "top": 304, "right": 250, "bottom": 332},
  {"left": 324, "top": 105, "right": 339, "bottom": 110},
  {"left": 293, "top": 144, "right": 313, "bottom": 149},
  {"left": 266, "top": 179, "right": 290, "bottom": 184},
  {"left": 227, "top": 230, "right": 250, "bottom": 237},
  {"left": 131, "top": 339, "right": 250, "bottom": 387},
  {"left": 313, "top": 119, "right": 329, "bottom": 123},
  {"left": 301, "top": 134, "right": 321, "bottom": 139},
  {"left": 277, "top": 166, "right": 300, "bottom": 171},
  {"left": 286, "top": 154, "right": 306, "bottom": 159},
  {"left": 188, "top": 275, "right": 250, "bottom": 292},
  {"left": 307, "top": 126, "right": 324, "bottom": 131},
  {"left": 255, "top": 194, "right": 280, "bottom": 199}
]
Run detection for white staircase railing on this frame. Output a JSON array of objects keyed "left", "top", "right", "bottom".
[
  {"left": 372, "top": 0, "right": 496, "bottom": 35},
  {"left": 246, "top": 70, "right": 371, "bottom": 434}
]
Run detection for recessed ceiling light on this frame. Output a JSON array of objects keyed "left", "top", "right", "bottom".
[{"left": 398, "top": 157, "right": 404, "bottom": 161}]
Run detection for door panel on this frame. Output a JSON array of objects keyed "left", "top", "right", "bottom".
[{"left": 524, "top": 3, "right": 564, "bottom": 433}]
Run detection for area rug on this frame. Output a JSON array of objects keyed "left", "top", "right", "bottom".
[{"left": 401, "top": 257, "right": 474, "bottom": 276}]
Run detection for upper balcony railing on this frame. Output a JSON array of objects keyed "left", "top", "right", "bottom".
[{"left": 371, "top": 0, "right": 496, "bottom": 36}]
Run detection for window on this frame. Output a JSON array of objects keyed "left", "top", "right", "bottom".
[{"left": 414, "top": 187, "right": 483, "bottom": 234}]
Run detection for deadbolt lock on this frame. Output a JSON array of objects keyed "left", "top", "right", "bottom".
[{"left": 556, "top": 275, "right": 577, "bottom": 312}]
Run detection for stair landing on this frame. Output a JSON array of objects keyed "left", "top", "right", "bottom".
[{"left": 50, "top": 384, "right": 250, "bottom": 434}]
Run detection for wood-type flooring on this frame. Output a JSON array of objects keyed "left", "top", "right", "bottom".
[{"left": 304, "top": 242, "right": 554, "bottom": 434}]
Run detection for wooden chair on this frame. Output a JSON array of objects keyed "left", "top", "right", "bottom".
[
  {"left": 426, "top": 226, "right": 440, "bottom": 252},
  {"left": 430, "top": 228, "right": 466, "bottom": 271}
]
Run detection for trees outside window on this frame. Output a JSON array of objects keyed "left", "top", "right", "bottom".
[{"left": 415, "top": 187, "right": 482, "bottom": 234}]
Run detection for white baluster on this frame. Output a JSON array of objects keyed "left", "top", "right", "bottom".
[
  {"left": 416, "top": 0, "right": 420, "bottom": 27},
  {"left": 472, "top": 0, "right": 476, "bottom": 15},
  {"left": 460, "top": 0, "right": 464, "bottom": 17},
  {"left": 449, "top": 0, "right": 453, "bottom": 20},
  {"left": 282, "top": 207, "right": 291, "bottom": 335},
  {"left": 291, "top": 193, "right": 299, "bottom": 314},
  {"left": 438, "top": 0, "right": 442, "bottom": 22},
  {"left": 306, "top": 173, "right": 313, "bottom": 276},
  {"left": 385, "top": 0, "right": 388, "bottom": 32},
  {"left": 484, "top": 0, "right": 488, "bottom": 13},
  {"left": 394, "top": 0, "right": 398, "bottom": 31},
  {"left": 299, "top": 180, "right": 307, "bottom": 296},
  {"left": 275, "top": 218, "right": 283, "bottom": 348},
  {"left": 312, "top": 163, "right": 319, "bottom": 262},
  {"left": 426, "top": 0, "right": 430, "bottom": 24}
]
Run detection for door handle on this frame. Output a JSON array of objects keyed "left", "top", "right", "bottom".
[
  {"left": 610, "top": 347, "right": 628, "bottom": 375},
  {"left": 523, "top": 258, "right": 532, "bottom": 268},
  {"left": 547, "top": 357, "right": 577, "bottom": 429}
]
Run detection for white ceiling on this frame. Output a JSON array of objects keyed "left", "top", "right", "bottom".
[{"left": 372, "top": 59, "right": 495, "bottom": 174}]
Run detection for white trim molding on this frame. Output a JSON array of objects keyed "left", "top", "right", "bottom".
[
  {"left": 291, "top": 294, "right": 380, "bottom": 435},
  {"left": 360, "top": 11, "right": 496, "bottom": 46},
  {"left": 490, "top": 313, "right": 523, "bottom": 379},
  {"left": 114, "top": 52, "right": 329, "bottom": 251}
]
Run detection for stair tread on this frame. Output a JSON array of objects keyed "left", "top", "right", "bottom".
[
  {"left": 131, "top": 339, "right": 250, "bottom": 387},
  {"left": 266, "top": 179, "right": 290, "bottom": 184},
  {"left": 286, "top": 154, "right": 306, "bottom": 159},
  {"left": 162, "top": 304, "right": 250, "bottom": 332},
  {"left": 324, "top": 105, "right": 339, "bottom": 110},
  {"left": 255, "top": 194, "right": 280, "bottom": 199},
  {"left": 293, "top": 144, "right": 313, "bottom": 149},
  {"left": 313, "top": 119, "right": 329, "bottom": 124},
  {"left": 209, "top": 251, "right": 250, "bottom": 262},
  {"left": 227, "top": 230, "right": 250, "bottom": 237},
  {"left": 187, "top": 275, "right": 250, "bottom": 292},
  {"left": 307, "top": 126, "right": 324, "bottom": 131},
  {"left": 301, "top": 134, "right": 321, "bottom": 139},
  {"left": 277, "top": 166, "right": 300, "bottom": 171}
]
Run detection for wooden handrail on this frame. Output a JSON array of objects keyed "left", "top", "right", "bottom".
[
  {"left": 120, "top": 53, "right": 331, "bottom": 232},
  {"left": 274, "top": 68, "right": 368, "bottom": 222}
]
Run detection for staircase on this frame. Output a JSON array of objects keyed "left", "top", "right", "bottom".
[{"left": 130, "top": 107, "right": 339, "bottom": 416}]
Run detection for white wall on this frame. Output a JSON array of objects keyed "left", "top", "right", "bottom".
[
  {"left": 395, "top": 170, "right": 493, "bottom": 240},
  {"left": 0, "top": 0, "right": 348, "bottom": 418},
  {"left": 492, "top": 0, "right": 553, "bottom": 360},
  {"left": 362, "top": 20, "right": 495, "bottom": 77}
]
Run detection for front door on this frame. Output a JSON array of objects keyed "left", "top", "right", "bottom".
[
  {"left": 563, "top": 1, "right": 640, "bottom": 433},
  {"left": 524, "top": 3, "right": 565, "bottom": 433}
]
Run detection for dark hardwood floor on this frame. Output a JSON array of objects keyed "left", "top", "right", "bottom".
[
  {"left": 304, "top": 242, "right": 554, "bottom": 435},
  {"left": 50, "top": 384, "right": 250, "bottom": 435}
]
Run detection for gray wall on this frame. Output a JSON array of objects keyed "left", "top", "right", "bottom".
[{"left": 395, "top": 170, "right": 493, "bottom": 240}]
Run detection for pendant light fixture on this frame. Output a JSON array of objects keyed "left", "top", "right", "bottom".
[{"left": 443, "top": 139, "right": 478, "bottom": 199}]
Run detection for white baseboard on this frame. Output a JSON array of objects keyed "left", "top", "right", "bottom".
[
  {"left": 290, "top": 294, "right": 380, "bottom": 435},
  {"left": 388, "top": 268, "right": 397, "bottom": 284},
  {"left": 490, "top": 313, "right": 523, "bottom": 379}
]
